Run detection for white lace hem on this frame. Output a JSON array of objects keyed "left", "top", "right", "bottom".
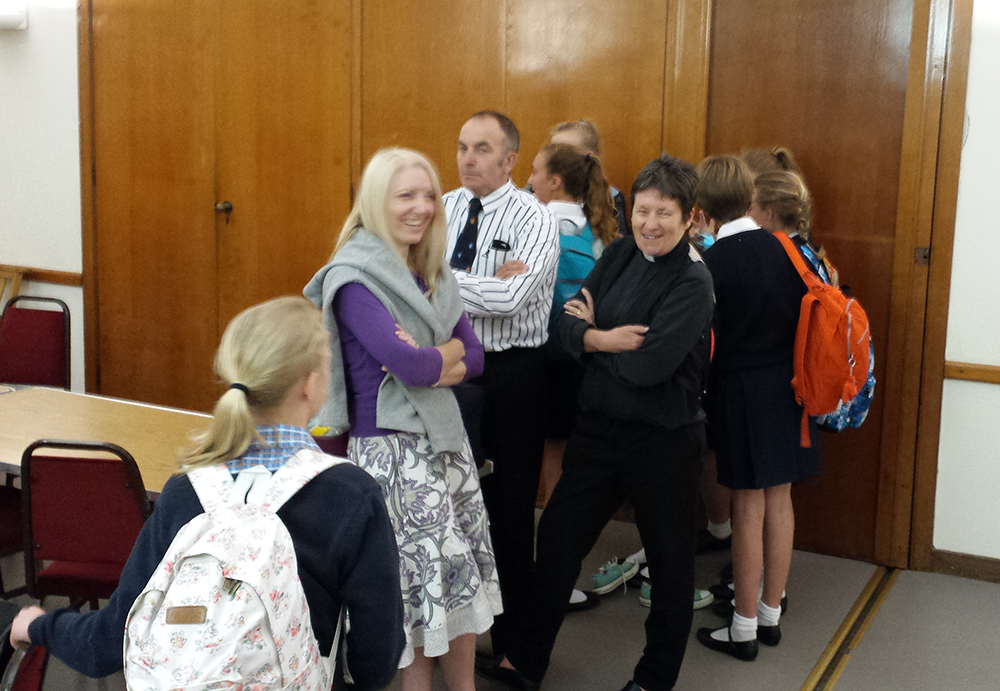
[{"left": 397, "top": 584, "right": 504, "bottom": 668}]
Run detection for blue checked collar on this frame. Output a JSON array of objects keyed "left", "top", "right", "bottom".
[{"left": 226, "top": 425, "right": 321, "bottom": 474}]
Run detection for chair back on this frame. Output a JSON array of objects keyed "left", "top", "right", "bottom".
[
  {"left": 21, "top": 440, "right": 152, "bottom": 601},
  {"left": 0, "top": 600, "right": 48, "bottom": 691},
  {"left": 0, "top": 485, "right": 24, "bottom": 597},
  {"left": 0, "top": 297, "right": 70, "bottom": 390},
  {"left": 0, "top": 267, "right": 22, "bottom": 313}
]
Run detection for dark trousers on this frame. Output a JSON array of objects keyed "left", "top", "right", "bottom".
[
  {"left": 475, "top": 346, "right": 547, "bottom": 655},
  {"left": 508, "top": 412, "right": 704, "bottom": 691}
]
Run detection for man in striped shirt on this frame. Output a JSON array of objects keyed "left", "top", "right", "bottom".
[{"left": 444, "top": 111, "right": 558, "bottom": 661}]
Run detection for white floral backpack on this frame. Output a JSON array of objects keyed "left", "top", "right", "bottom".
[{"left": 123, "top": 449, "right": 346, "bottom": 691}]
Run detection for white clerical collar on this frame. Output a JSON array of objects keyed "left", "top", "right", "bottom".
[{"left": 716, "top": 216, "right": 760, "bottom": 240}]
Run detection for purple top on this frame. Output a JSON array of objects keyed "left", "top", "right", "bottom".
[{"left": 334, "top": 279, "right": 484, "bottom": 437}]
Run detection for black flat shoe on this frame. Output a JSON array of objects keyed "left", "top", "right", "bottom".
[
  {"left": 711, "top": 595, "right": 788, "bottom": 619},
  {"left": 474, "top": 656, "right": 541, "bottom": 691},
  {"left": 757, "top": 624, "right": 782, "bottom": 647},
  {"left": 565, "top": 590, "right": 600, "bottom": 613},
  {"left": 695, "top": 530, "right": 732, "bottom": 554},
  {"left": 709, "top": 582, "right": 734, "bottom": 600},
  {"left": 696, "top": 626, "right": 759, "bottom": 661}
]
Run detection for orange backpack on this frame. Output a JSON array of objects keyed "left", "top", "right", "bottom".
[{"left": 775, "top": 233, "right": 871, "bottom": 447}]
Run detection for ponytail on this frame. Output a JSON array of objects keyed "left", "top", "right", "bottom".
[
  {"left": 543, "top": 144, "right": 618, "bottom": 247},
  {"left": 581, "top": 154, "right": 618, "bottom": 246},
  {"left": 178, "top": 296, "right": 329, "bottom": 472},
  {"left": 741, "top": 146, "right": 802, "bottom": 177}
]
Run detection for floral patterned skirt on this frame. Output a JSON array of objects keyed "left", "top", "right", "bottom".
[{"left": 349, "top": 433, "right": 503, "bottom": 667}]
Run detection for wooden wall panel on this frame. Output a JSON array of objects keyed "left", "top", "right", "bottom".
[
  {"left": 361, "top": 0, "right": 506, "bottom": 190},
  {"left": 215, "top": 0, "right": 354, "bottom": 325},
  {"left": 707, "top": 0, "right": 913, "bottom": 561},
  {"left": 505, "top": 0, "right": 668, "bottom": 195},
  {"left": 662, "top": 0, "right": 713, "bottom": 164},
  {"left": 91, "top": 0, "right": 219, "bottom": 412}
]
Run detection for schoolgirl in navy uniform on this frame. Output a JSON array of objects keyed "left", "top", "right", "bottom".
[{"left": 695, "top": 156, "right": 821, "bottom": 661}]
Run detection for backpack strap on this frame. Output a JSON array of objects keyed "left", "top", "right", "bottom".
[
  {"left": 258, "top": 448, "right": 349, "bottom": 512},
  {"left": 188, "top": 464, "right": 239, "bottom": 513},
  {"left": 774, "top": 231, "right": 814, "bottom": 281},
  {"left": 774, "top": 231, "right": 817, "bottom": 448}
]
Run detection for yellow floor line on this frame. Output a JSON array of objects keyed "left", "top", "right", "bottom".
[{"left": 801, "top": 565, "right": 897, "bottom": 691}]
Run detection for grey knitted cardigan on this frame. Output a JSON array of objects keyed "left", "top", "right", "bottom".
[{"left": 303, "top": 229, "right": 467, "bottom": 454}]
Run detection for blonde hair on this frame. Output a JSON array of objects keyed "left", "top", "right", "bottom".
[
  {"left": 695, "top": 155, "right": 754, "bottom": 224},
  {"left": 550, "top": 119, "right": 602, "bottom": 157},
  {"left": 179, "top": 296, "right": 329, "bottom": 472},
  {"left": 331, "top": 148, "right": 449, "bottom": 294},
  {"left": 754, "top": 170, "right": 813, "bottom": 239},
  {"left": 741, "top": 147, "right": 801, "bottom": 177}
]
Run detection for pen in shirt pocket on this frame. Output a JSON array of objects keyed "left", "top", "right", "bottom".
[{"left": 489, "top": 239, "right": 512, "bottom": 252}]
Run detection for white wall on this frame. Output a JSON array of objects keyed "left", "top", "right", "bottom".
[
  {"left": 0, "top": 0, "right": 84, "bottom": 390},
  {"left": 933, "top": 0, "right": 1000, "bottom": 560}
]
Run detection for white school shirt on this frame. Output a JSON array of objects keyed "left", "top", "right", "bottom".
[{"left": 443, "top": 180, "right": 559, "bottom": 352}]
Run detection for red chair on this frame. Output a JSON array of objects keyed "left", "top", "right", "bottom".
[
  {"left": 0, "top": 297, "right": 70, "bottom": 390},
  {"left": 21, "top": 440, "right": 152, "bottom": 611}
]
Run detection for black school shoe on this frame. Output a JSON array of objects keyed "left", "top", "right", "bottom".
[
  {"left": 474, "top": 655, "right": 541, "bottom": 691},
  {"left": 695, "top": 530, "right": 732, "bottom": 554},
  {"left": 757, "top": 624, "right": 782, "bottom": 647},
  {"left": 565, "top": 590, "right": 600, "bottom": 613},
  {"left": 696, "top": 626, "right": 759, "bottom": 661}
]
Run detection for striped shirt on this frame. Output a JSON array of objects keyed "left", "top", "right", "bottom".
[
  {"left": 225, "top": 425, "right": 321, "bottom": 473},
  {"left": 444, "top": 180, "right": 559, "bottom": 351}
]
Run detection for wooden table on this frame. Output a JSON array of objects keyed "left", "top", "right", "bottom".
[{"left": 0, "top": 388, "right": 210, "bottom": 495}]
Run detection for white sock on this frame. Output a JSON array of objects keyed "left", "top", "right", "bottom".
[
  {"left": 707, "top": 519, "right": 732, "bottom": 540},
  {"left": 629, "top": 547, "right": 646, "bottom": 563},
  {"left": 640, "top": 566, "right": 649, "bottom": 579},
  {"left": 757, "top": 600, "right": 781, "bottom": 627},
  {"left": 569, "top": 589, "right": 588, "bottom": 605},
  {"left": 712, "top": 612, "right": 757, "bottom": 643}
]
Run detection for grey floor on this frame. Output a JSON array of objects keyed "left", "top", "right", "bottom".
[
  {"left": 5, "top": 518, "right": 1000, "bottom": 691},
  {"left": 441, "top": 519, "right": 876, "bottom": 691},
  {"left": 834, "top": 569, "right": 1000, "bottom": 691}
]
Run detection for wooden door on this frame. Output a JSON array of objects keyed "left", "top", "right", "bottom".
[
  {"left": 91, "top": 0, "right": 219, "bottom": 412},
  {"left": 215, "top": 0, "right": 353, "bottom": 329},
  {"left": 90, "top": 0, "right": 353, "bottom": 412},
  {"left": 707, "top": 0, "right": 914, "bottom": 560},
  {"left": 505, "top": 0, "right": 669, "bottom": 196},
  {"left": 361, "top": 0, "right": 506, "bottom": 189}
]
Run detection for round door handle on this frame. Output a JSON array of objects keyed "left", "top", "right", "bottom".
[{"left": 214, "top": 201, "right": 233, "bottom": 214}]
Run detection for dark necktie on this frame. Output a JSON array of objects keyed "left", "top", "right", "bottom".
[{"left": 450, "top": 197, "right": 484, "bottom": 271}]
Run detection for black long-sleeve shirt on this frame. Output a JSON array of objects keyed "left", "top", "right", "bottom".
[
  {"left": 558, "top": 235, "right": 714, "bottom": 428},
  {"left": 28, "top": 463, "right": 405, "bottom": 690}
]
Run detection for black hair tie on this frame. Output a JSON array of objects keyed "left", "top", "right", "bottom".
[{"left": 229, "top": 383, "right": 250, "bottom": 395}]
